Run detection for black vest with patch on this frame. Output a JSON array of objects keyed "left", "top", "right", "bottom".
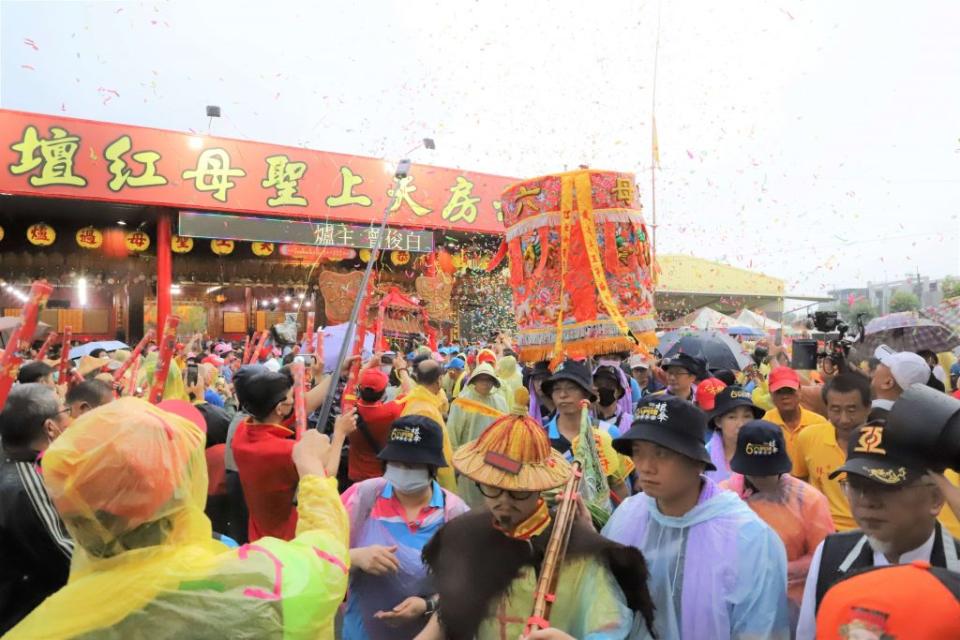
[{"left": 814, "top": 522, "right": 960, "bottom": 610}]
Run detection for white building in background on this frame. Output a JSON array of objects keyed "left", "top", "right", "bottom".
[{"left": 829, "top": 275, "right": 950, "bottom": 316}]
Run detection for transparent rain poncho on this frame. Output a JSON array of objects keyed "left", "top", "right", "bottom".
[
  {"left": 602, "top": 477, "right": 790, "bottom": 640},
  {"left": 7, "top": 397, "right": 349, "bottom": 640}
]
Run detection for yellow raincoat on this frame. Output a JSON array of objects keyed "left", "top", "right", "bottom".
[
  {"left": 8, "top": 398, "right": 349, "bottom": 639},
  {"left": 141, "top": 352, "right": 190, "bottom": 401},
  {"left": 494, "top": 355, "right": 523, "bottom": 407},
  {"left": 447, "top": 385, "right": 508, "bottom": 508}
]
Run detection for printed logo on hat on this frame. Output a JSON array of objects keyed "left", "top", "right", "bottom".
[
  {"left": 863, "top": 466, "right": 907, "bottom": 485},
  {"left": 854, "top": 426, "right": 886, "bottom": 455},
  {"left": 838, "top": 605, "right": 891, "bottom": 639},
  {"left": 637, "top": 402, "right": 669, "bottom": 422},
  {"left": 745, "top": 440, "right": 779, "bottom": 456},
  {"left": 390, "top": 426, "right": 422, "bottom": 444},
  {"left": 730, "top": 389, "right": 752, "bottom": 400}
]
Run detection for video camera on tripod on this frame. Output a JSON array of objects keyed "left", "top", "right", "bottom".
[{"left": 790, "top": 311, "right": 865, "bottom": 371}]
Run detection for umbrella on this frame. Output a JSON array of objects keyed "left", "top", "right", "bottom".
[
  {"left": 862, "top": 312, "right": 959, "bottom": 354},
  {"left": 69, "top": 340, "right": 130, "bottom": 359},
  {"left": 0, "top": 318, "right": 52, "bottom": 348},
  {"left": 923, "top": 298, "right": 960, "bottom": 334},
  {"left": 658, "top": 329, "right": 753, "bottom": 371},
  {"left": 727, "top": 326, "right": 764, "bottom": 337}
]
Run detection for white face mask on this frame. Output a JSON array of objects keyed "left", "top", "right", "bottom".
[{"left": 384, "top": 464, "right": 432, "bottom": 494}]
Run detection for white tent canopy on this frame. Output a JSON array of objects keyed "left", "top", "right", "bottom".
[
  {"left": 734, "top": 308, "right": 782, "bottom": 331},
  {"left": 680, "top": 307, "right": 739, "bottom": 330}
]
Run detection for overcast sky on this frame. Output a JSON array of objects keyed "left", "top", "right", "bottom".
[{"left": 2, "top": 0, "right": 958, "bottom": 298}]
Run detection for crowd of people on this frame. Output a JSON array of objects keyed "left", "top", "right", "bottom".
[{"left": 2, "top": 328, "right": 960, "bottom": 639}]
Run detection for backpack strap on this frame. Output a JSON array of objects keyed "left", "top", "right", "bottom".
[
  {"left": 838, "top": 535, "right": 870, "bottom": 573},
  {"left": 354, "top": 410, "right": 383, "bottom": 455},
  {"left": 942, "top": 525, "right": 960, "bottom": 572},
  {"left": 815, "top": 531, "right": 872, "bottom": 611}
]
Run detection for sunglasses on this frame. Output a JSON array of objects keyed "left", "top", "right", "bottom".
[{"left": 476, "top": 483, "right": 535, "bottom": 500}]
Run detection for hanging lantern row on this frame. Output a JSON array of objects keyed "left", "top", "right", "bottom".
[
  {"left": 251, "top": 241, "right": 275, "bottom": 257},
  {"left": 171, "top": 235, "right": 194, "bottom": 254},
  {"left": 124, "top": 230, "right": 151, "bottom": 252},
  {"left": 211, "top": 239, "right": 235, "bottom": 256},
  {"left": 23, "top": 223, "right": 499, "bottom": 271},
  {"left": 27, "top": 223, "right": 56, "bottom": 246}
]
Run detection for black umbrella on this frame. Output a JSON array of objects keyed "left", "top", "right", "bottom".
[{"left": 658, "top": 329, "right": 753, "bottom": 371}]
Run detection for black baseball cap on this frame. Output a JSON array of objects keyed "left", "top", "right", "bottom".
[
  {"left": 661, "top": 353, "right": 707, "bottom": 377},
  {"left": 829, "top": 422, "right": 927, "bottom": 486},
  {"left": 541, "top": 359, "right": 597, "bottom": 403},
  {"left": 708, "top": 385, "right": 764, "bottom": 427},
  {"left": 522, "top": 360, "right": 552, "bottom": 388},
  {"left": 378, "top": 415, "right": 448, "bottom": 467},
  {"left": 613, "top": 396, "right": 715, "bottom": 469},
  {"left": 593, "top": 365, "right": 625, "bottom": 390},
  {"left": 730, "top": 420, "right": 792, "bottom": 476}
]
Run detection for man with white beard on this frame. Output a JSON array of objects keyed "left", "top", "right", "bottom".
[{"left": 796, "top": 411, "right": 960, "bottom": 639}]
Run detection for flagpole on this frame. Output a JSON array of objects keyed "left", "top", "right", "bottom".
[
  {"left": 314, "top": 159, "right": 412, "bottom": 433},
  {"left": 650, "top": 0, "right": 663, "bottom": 264}
]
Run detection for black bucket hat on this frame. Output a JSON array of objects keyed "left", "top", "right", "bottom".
[
  {"left": 708, "top": 385, "right": 764, "bottom": 428},
  {"left": 829, "top": 422, "right": 927, "bottom": 487},
  {"left": 378, "top": 415, "right": 448, "bottom": 467},
  {"left": 730, "top": 420, "right": 792, "bottom": 476},
  {"left": 541, "top": 359, "right": 597, "bottom": 403},
  {"left": 661, "top": 353, "right": 707, "bottom": 377},
  {"left": 613, "top": 396, "right": 715, "bottom": 470}
]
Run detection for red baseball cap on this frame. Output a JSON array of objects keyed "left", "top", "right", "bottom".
[
  {"left": 768, "top": 366, "right": 801, "bottom": 392},
  {"left": 696, "top": 378, "right": 727, "bottom": 412},
  {"left": 359, "top": 367, "right": 389, "bottom": 393},
  {"left": 816, "top": 561, "right": 960, "bottom": 639}
]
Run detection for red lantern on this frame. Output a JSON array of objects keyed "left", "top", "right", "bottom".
[{"left": 102, "top": 228, "right": 127, "bottom": 258}]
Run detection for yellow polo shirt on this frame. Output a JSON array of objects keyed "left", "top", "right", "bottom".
[
  {"left": 792, "top": 422, "right": 856, "bottom": 531},
  {"left": 939, "top": 470, "right": 960, "bottom": 539},
  {"left": 763, "top": 406, "right": 827, "bottom": 466}
]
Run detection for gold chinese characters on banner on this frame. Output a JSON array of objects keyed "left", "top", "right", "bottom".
[
  {"left": 211, "top": 239, "right": 235, "bottom": 255},
  {"left": 124, "top": 230, "right": 151, "bottom": 252},
  {"left": 27, "top": 223, "right": 55, "bottom": 246},
  {"left": 251, "top": 241, "right": 274, "bottom": 257},
  {"left": 75, "top": 226, "right": 103, "bottom": 249},
  {"left": 171, "top": 235, "right": 194, "bottom": 253}
]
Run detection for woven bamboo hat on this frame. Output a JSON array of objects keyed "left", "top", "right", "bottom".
[{"left": 453, "top": 388, "right": 571, "bottom": 491}]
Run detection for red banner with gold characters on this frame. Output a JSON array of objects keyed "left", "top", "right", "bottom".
[{"left": 0, "top": 109, "right": 516, "bottom": 234}]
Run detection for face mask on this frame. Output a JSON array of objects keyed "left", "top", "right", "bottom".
[
  {"left": 380, "top": 365, "right": 393, "bottom": 376},
  {"left": 384, "top": 464, "right": 432, "bottom": 494},
  {"left": 597, "top": 388, "right": 618, "bottom": 406}
]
